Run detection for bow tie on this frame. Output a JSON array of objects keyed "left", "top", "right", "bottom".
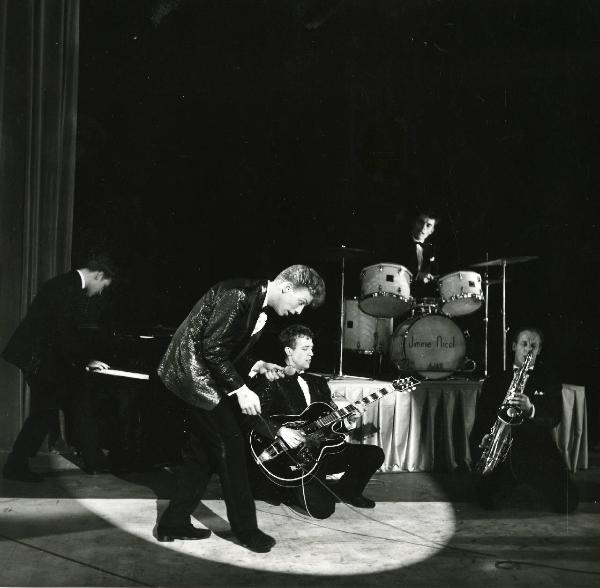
[{"left": 284, "top": 369, "right": 304, "bottom": 381}]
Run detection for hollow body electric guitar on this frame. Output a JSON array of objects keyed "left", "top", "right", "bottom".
[{"left": 249, "top": 375, "right": 421, "bottom": 487}]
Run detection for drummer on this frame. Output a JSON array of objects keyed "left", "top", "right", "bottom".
[{"left": 396, "top": 206, "right": 440, "bottom": 299}]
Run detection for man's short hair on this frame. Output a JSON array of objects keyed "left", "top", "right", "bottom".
[
  {"left": 85, "top": 252, "right": 118, "bottom": 280},
  {"left": 511, "top": 326, "right": 544, "bottom": 347},
  {"left": 279, "top": 324, "right": 315, "bottom": 350},
  {"left": 275, "top": 265, "right": 325, "bottom": 307},
  {"left": 412, "top": 206, "right": 440, "bottom": 224}
]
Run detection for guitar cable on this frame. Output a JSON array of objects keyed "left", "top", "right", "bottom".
[{"left": 253, "top": 414, "right": 600, "bottom": 578}]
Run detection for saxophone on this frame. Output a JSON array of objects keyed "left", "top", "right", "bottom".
[{"left": 476, "top": 350, "right": 534, "bottom": 475}]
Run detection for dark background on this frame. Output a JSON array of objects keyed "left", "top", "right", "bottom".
[{"left": 73, "top": 0, "right": 598, "bottom": 383}]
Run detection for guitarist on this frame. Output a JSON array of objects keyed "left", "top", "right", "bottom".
[{"left": 246, "top": 325, "right": 385, "bottom": 519}]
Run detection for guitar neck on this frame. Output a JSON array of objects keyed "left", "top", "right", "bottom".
[{"left": 311, "top": 376, "right": 419, "bottom": 431}]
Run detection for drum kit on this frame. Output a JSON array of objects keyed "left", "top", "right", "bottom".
[{"left": 330, "top": 246, "right": 538, "bottom": 380}]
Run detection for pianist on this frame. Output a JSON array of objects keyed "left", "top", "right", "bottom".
[{"left": 2, "top": 253, "right": 116, "bottom": 482}]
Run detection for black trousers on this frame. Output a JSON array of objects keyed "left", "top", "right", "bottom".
[
  {"left": 286, "top": 443, "right": 385, "bottom": 519},
  {"left": 478, "top": 447, "right": 579, "bottom": 513},
  {"left": 8, "top": 373, "right": 104, "bottom": 468},
  {"left": 159, "top": 396, "right": 257, "bottom": 533}
]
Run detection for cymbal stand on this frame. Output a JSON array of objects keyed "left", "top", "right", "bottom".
[
  {"left": 333, "top": 247, "right": 346, "bottom": 379},
  {"left": 502, "top": 259, "right": 507, "bottom": 371},
  {"left": 483, "top": 254, "right": 489, "bottom": 376}
]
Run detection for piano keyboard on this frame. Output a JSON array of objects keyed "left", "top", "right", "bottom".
[{"left": 91, "top": 368, "right": 150, "bottom": 380}]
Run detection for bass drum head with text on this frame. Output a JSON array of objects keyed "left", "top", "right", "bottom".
[{"left": 390, "top": 314, "right": 465, "bottom": 380}]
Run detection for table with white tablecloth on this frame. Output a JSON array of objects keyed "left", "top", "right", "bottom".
[
  {"left": 328, "top": 376, "right": 588, "bottom": 473},
  {"left": 328, "top": 377, "right": 483, "bottom": 472}
]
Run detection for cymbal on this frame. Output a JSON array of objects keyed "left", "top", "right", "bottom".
[
  {"left": 485, "top": 278, "right": 512, "bottom": 286},
  {"left": 471, "top": 255, "right": 538, "bottom": 268},
  {"left": 320, "top": 245, "right": 375, "bottom": 262}
]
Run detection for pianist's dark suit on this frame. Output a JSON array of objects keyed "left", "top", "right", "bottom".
[{"left": 2, "top": 271, "right": 107, "bottom": 472}]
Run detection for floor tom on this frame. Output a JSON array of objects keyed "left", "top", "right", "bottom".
[{"left": 344, "top": 299, "right": 393, "bottom": 355}]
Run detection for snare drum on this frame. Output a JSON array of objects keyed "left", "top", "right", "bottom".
[
  {"left": 359, "top": 263, "right": 413, "bottom": 318},
  {"left": 437, "top": 270, "right": 483, "bottom": 316},
  {"left": 411, "top": 297, "right": 442, "bottom": 316},
  {"left": 344, "top": 299, "right": 393, "bottom": 355},
  {"left": 389, "top": 314, "right": 466, "bottom": 379}
]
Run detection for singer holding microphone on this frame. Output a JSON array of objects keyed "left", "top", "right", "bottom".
[{"left": 155, "top": 266, "right": 325, "bottom": 552}]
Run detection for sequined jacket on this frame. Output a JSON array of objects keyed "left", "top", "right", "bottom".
[{"left": 158, "top": 279, "right": 267, "bottom": 410}]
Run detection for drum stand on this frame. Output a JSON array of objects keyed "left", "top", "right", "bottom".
[
  {"left": 501, "top": 259, "right": 508, "bottom": 371},
  {"left": 322, "top": 244, "right": 373, "bottom": 380},
  {"left": 483, "top": 268, "right": 489, "bottom": 377},
  {"left": 482, "top": 259, "right": 508, "bottom": 374},
  {"left": 477, "top": 255, "right": 538, "bottom": 373},
  {"left": 334, "top": 250, "right": 347, "bottom": 378}
]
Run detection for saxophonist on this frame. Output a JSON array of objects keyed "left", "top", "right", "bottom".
[{"left": 470, "top": 327, "right": 579, "bottom": 513}]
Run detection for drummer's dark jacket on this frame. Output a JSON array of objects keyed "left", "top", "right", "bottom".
[
  {"left": 2, "top": 271, "right": 95, "bottom": 383},
  {"left": 395, "top": 232, "right": 438, "bottom": 279},
  {"left": 470, "top": 366, "right": 563, "bottom": 464},
  {"left": 158, "top": 279, "right": 267, "bottom": 410},
  {"left": 245, "top": 372, "right": 337, "bottom": 440}
]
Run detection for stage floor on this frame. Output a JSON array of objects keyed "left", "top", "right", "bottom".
[{"left": 1, "top": 451, "right": 599, "bottom": 587}]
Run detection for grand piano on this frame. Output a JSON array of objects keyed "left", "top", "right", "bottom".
[{"left": 84, "top": 325, "right": 186, "bottom": 472}]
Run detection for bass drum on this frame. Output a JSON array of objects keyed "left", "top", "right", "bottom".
[{"left": 389, "top": 314, "right": 466, "bottom": 380}]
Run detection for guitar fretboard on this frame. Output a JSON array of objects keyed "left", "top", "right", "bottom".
[{"left": 307, "top": 376, "right": 419, "bottom": 432}]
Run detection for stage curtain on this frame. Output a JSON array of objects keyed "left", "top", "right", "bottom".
[{"left": 0, "top": 0, "right": 79, "bottom": 449}]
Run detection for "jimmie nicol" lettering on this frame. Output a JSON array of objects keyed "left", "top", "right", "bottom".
[{"left": 408, "top": 336, "right": 456, "bottom": 348}]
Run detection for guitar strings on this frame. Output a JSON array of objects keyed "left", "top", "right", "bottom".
[{"left": 252, "top": 377, "right": 418, "bottom": 512}]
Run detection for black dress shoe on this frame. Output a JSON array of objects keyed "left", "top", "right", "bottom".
[
  {"left": 156, "top": 523, "right": 212, "bottom": 542},
  {"left": 234, "top": 529, "right": 276, "bottom": 553},
  {"left": 2, "top": 464, "right": 44, "bottom": 483},
  {"left": 337, "top": 494, "right": 376, "bottom": 509}
]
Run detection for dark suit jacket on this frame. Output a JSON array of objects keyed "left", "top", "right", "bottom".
[
  {"left": 2, "top": 271, "right": 92, "bottom": 383},
  {"left": 471, "top": 367, "right": 563, "bottom": 464},
  {"left": 383, "top": 232, "right": 438, "bottom": 299},
  {"left": 395, "top": 232, "right": 437, "bottom": 279},
  {"left": 247, "top": 372, "right": 337, "bottom": 440},
  {"left": 158, "top": 279, "right": 267, "bottom": 410}
]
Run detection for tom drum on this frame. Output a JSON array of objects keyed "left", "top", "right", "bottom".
[
  {"left": 437, "top": 270, "right": 483, "bottom": 317},
  {"left": 359, "top": 263, "right": 413, "bottom": 318}
]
